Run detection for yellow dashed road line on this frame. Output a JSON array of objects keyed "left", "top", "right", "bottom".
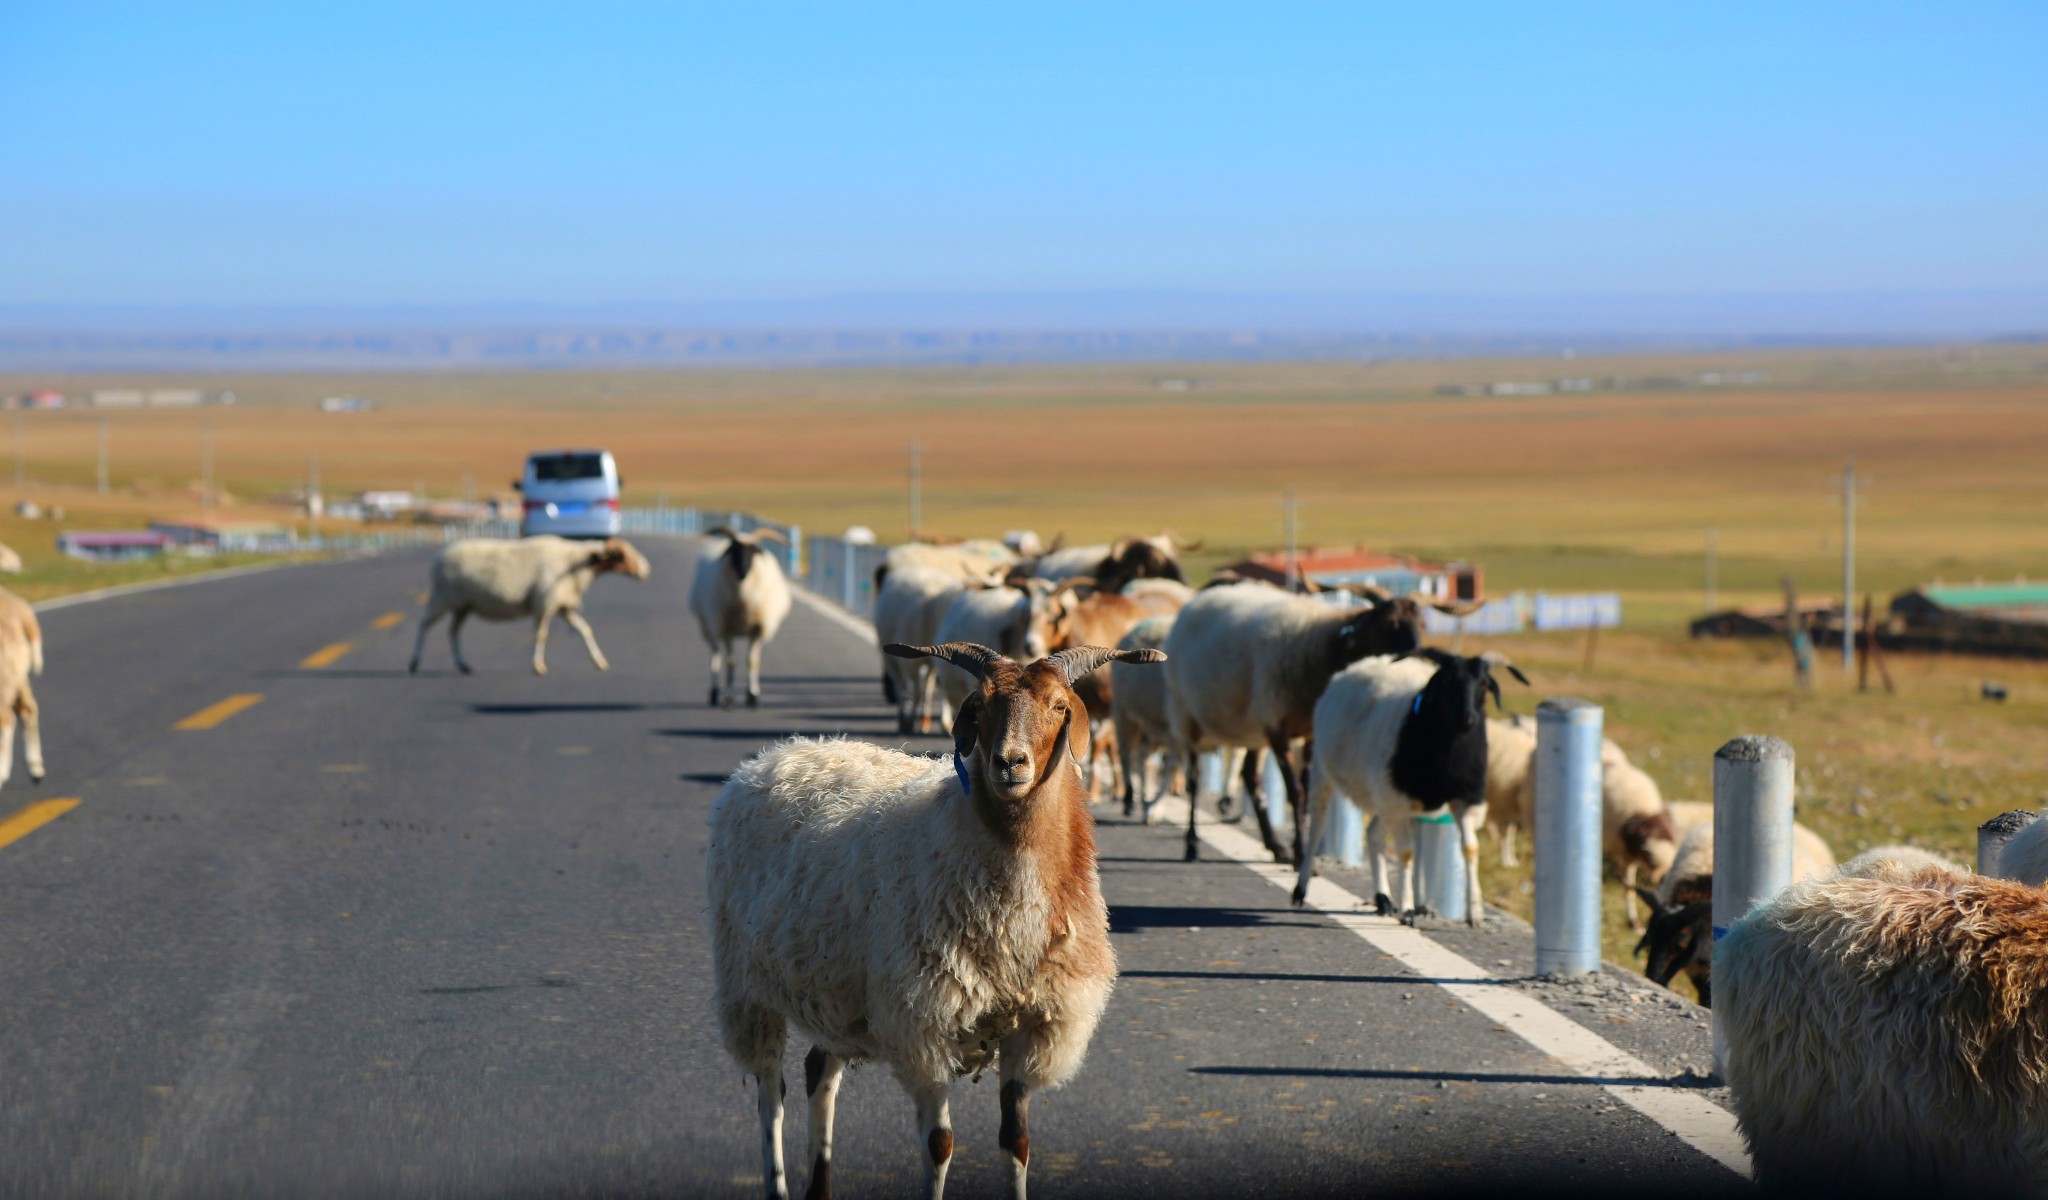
[
  {"left": 175, "top": 693, "right": 264, "bottom": 731},
  {"left": 371, "top": 612, "right": 406, "bottom": 630},
  {"left": 0, "top": 798, "right": 81, "bottom": 850},
  {"left": 300, "top": 642, "right": 353, "bottom": 669}
]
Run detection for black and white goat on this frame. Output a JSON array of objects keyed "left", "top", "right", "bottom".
[
  {"left": 688, "top": 526, "right": 792, "bottom": 708},
  {"left": 1291, "top": 649, "right": 1527, "bottom": 924}
]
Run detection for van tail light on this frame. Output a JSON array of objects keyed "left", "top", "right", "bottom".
[
  {"left": 523, "top": 500, "right": 545, "bottom": 514},
  {"left": 604, "top": 498, "right": 620, "bottom": 511}
]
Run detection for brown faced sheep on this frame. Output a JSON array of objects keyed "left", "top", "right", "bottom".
[{"left": 0, "top": 587, "right": 45, "bottom": 789}]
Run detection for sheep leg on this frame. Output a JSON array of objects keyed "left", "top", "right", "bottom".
[
  {"left": 708, "top": 638, "right": 725, "bottom": 707},
  {"left": 997, "top": 1038, "right": 1034, "bottom": 1200},
  {"left": 409, "top": 603, "right": 446, "bottom": 674},
  {"left": 531, "top": 609, "right": 553, "bottom": 676},
  {"left": 913, "top": 1083, "right": 954, "bottom": 1200},
  {"left": 1117, "top": 726, "right": 1140, "bottom": 819},
  {"left": 916, "top": 665, "right": 939, "bottom": 735},
  {"left": 1218, "top": 746, "right": 1247, "bottom": 821},
  {"left": 745, "top": 634, "right": 765, "bottom": 708},
  {"left": 447, "top": 610, "right": 472, "bottom": 674},
  {"left": 1182, "top": 749, "right": 1201, "bottom": 862},
  {"left": 0, "top": 703, "right": 14, "bottom": 789},
  {"left": 1266, "top": 732, "right": 1304, "bottom": 866},
  {"left": 561, "top": 608, "right": 609, "bottom": 672},
  {"left": 1622, "top": 863, "right": 1643, "bottom": 929},
  {"left": 802, "top": 1047, "right": 844, "bottom": 1200},
  {"left": 1292, "top": 758, "right": 1338, "bottom": 906},
  {"left": 1457, "top": 802, "right": 1486, "bottom": 928},
  {"left": 1498, "top": 820, "right": 1519, "bottom": 868},
  {"left": 1367, "top": 815, "right": 1395, "bottom": 915},
  {"left": 16, "top": 685, "right": 41, "bottom": 782}
]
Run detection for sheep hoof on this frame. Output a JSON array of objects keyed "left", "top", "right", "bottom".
[
  {"left": 457, "top": 663, "right": 473, "bottom": 676},
  {"left": 709, "top": 688, "right": 720, "bottom": 707},
  {"left": 29, "top": 770, "right": 43, "bottom": 785},
  {"left": 1290, "top": 882, "right": 1309, "bottom": 908},
  {"left": 1373, "top": 893, "right": 1396, "bottom": 917},
  {"left": 408, "top": 661, "right": 420, "bottom": 675},
  {"left": 746, "top": 693, "right": 760, "bottom": 709},
  {"left": 1183, "top": 840, "right": 1199, "bottom": 863}
]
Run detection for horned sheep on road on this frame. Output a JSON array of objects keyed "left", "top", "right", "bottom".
[
  {"left": 708, "top": 641, "right": 1161, "bottom": 1200},
  {"left": 409, "top": 535, "right": 651, "bottom": 676}
]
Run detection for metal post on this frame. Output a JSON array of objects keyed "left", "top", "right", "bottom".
[
  {"left": 201, "top": 418, "right": 215, "bottom": 507},
  {"left": 96, "top": 418, "right": 109, "bottom": 495},
  {"left": 1284, "top": 488, "right": 1299, "bottom": 593},
  {"left": 1198, "top": 751, "right": 1225, "bottom": 799},
  {"left": 1841, "top": 460, "right": 1856, "bottom": 672},
  {"left": 1979, "top": 810, "right": 2041, "bottom": 877},
  {"left": 908, "top": 440, "right": 921, "bottom": 540},
  {"left": 1413, "top": 811, "right": 1467, "bottom": 921},
  {"left": 1319, "top": 791, "right": 1364, "bottom": 868},
  {"left": 1711, "top": 735, "right": 1796, "bottom": 1071},
  {"left": 1534, "top": 698, "right": 1603, "bottom": 975},
  {"left": 1704, "top": 526, "right": 1717, "bottom": 613},
  {"left": 842, "top": 539, "right": 856, "bottom": 608}
]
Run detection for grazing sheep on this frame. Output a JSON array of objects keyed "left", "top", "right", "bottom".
[
  {"left": 1111, "top": 614, "right": 1183, "bottom": 820},
  {"left": 1837, "top": 843, "right": 1965, "bottom": 877},
  {"left": 0, "top": 543, "right": 22, "bottom": 574},
  {"left": 929, "top": 578, "right": 1060, "bottom": 716},
  {"left": 409, "top": 536, "right": 650, "bottom": 676},
  {"left": 876, "top": 540, "right": 1017, "bottom": 592},
  {"left": 1718, "top": 863, "right": 2048, "bottom": 1195},
  {"left": 1032, "top": 530, "right": 1199, "bottom": 592},
  {"left": 1633, "top": 819, "right": 1835, "bottom": 1006},
  {"left": 1482, "top": 715, "right": 1536, "bottom": 866},
  {"left": 709, "top": 641, "right": 1160, "bottom": 1200},
  {"left": 1993, "top": 812, "right": 2048, "bottom": 886},
  {"left": 874, "top": 565, "right": 976, "bottom": 734},
  {"left": 1164, "top": 581, "right": 1448, "bottom": 864},
  {"left": 1293, "top": 649, "right": 1528, "bottom": 924},
  {"left": 1603, "top": 752, "right": 1675, "bottom": 928},
  {"left": 688, "top": 527, "right": 792, "bottom": 709},
  {"left": 0, "top": 587, "right": 45, "bottom": 789}
]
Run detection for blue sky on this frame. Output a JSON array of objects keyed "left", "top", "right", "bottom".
[{"left": 1, "top": 3, "right": 2043, "bottom": 315}]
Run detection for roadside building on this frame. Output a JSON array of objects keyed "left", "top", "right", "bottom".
[
  {"left": 1222, "top": 545, "right": 1482, "bottom": 603},
  {"left": 58, "top": 531, "right": 170, "bottom": 561}
]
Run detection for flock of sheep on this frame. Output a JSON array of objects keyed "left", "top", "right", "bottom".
[{"left": 395, "top": 526, "right": 2048, "bottom": 1196}]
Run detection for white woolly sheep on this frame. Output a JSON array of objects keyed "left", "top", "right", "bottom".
[
  {"left": 0, "top": 543, "right": 22, "bottom": 574},
  {"left": 1111, "top": 614, "right": 1182, "bottom": 819},
  {"left": 709, "top": 641, "right": 1161, "bottom": 1200},
  {"left": 1718, "top": 862, "right": 2048, "bottom": 1195},
  {"left": 687, "top": 527, "right": 792, "bottom": 709},
  {"left": 874, "top": 565, "right": 978, "bottom": 734},
  {"left": 1032, "top": 530, "right": 1199, "bottom": 592},
  {"left": 0, "top": 586, "right": 45, "bottom": 789},
  {"left": 1164, "top": 581, "right": 1449, "bottom": 864},
  {"left": 1481, "top": 715, "right": 1536, "bottom": 866},
  {"left": 1633, "top": 818, "right": 1835, "bottom": 1006},
  {"left": 1993, "top": 812, "right": 2048, "bottom": 886},
  {"left": 1293, "top": 649, "right": 1527, "bottom": 925},
  {"left": 409, "top": 536, "right": 650, "bottom": 676},
  {"left": 929, "top": 578, "right": 1060, "bottom": 716}
]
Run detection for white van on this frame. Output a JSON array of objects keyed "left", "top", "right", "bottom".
[{"left": 515, "top": 449, "right": 622, "bottom": 538}]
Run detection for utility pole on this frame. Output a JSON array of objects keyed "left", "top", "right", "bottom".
[
  {"left": 96, "top": 418, "right": 109, "bottom": 495},
  {"left": 1284, "top": 488, "right": 1300, "bottom": 593},
  {"left": 1705, "top": 526, "right": 1718, "bottom": 612},
  {"left": 908, "top": 440, "right": 922, "bottom": 540},
  {"left": 1841, "top": 459, "right": 1856, "bottom": 673},
  {"left": 201, "top": 417, "right": 215, "bottom": 507}
]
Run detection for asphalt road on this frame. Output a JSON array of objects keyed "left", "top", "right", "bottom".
[{"left": 0, "top": 540, "right": 1749, "bottom": 1199}]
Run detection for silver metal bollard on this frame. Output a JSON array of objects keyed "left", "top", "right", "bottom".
[
  {"left": 1320, "top": 790, "right": 1365, "bottom": 867},
  {"left": 1979, "top": 809, "right": 2041, "bottom": 877},
  {"left": 1198, "top": 751, "right": 1226, "bottom": 800},
  {"left": 1413, "top": 810, "right": 1467, "bottom": 921},
  {"left": 1260, "top": 751, "right": 1292, "bottom": 840},
  {"left": 1711, "top": 735, "right": 1796, "bottom": 1072},
  {"left": 1534, "top": 698, "right": 1604, "bottom": 975}
]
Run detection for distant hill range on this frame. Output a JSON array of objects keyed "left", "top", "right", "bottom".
[{"left": 0, "top": 290, "right": 2040, "bottom": 369}]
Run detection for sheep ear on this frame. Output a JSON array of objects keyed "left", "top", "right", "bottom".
[
  {"left": 1487, "top": 676, "right": 1504, "bottom": 711},
  {"left": 1482, "top": 651, "right": 1530, "bottom": 686},
  {"left": 952, "top": 693, "right": 982, "bottom": 757},
  {"left": 1631, "top": 885, "right": 1667, "bottom": 918},
  {"left": 1054, "top": 706, "right": 1089, "bottom": 771}
]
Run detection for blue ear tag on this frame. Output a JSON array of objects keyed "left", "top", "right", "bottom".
[
  {"left": 953, "top": 750, "right": 973, "bottom": 796},
  {"left": 1412, "top": 692, "right": 1424, "bottom": 716}
]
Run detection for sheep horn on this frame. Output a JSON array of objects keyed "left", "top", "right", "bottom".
[
  {"left": 1045, "top": 645, "right": 1165, "bottom": 684},
  {"left": 1430, "top": 599, "right": 1485, "bottom": 617},
  {"left": 705, "top": 525, "right": 744, "bottom": 543},
  {"left": 1051, "top": 576, "right": 1098, "bottom": 601},
  {"left": 1481, "top": 650, "right": 1531, "bottom": 686},
  {"left": 1045, "top": 531, "right": 1066, "bottom": 553},
  {"left": 884, "top": 642, "right": 1004, "bottom": 680},
  {"left": 1163, "top": 530, "right": 1203, "bottom": 551},
  {"left": 1352, "top": 583, "right": 1393, "bottom": 602},
  {"left": 751, "top": 527, "right": 789, "bottom": 546}
]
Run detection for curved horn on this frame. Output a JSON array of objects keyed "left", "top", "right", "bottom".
[
  {"left": 1352, "top": 583, "right": 1393, "bottom": 602},
  {"left": 1480, "top": 650, "right": 1531, "bottom": 686},
  {"left": 1430, "top": 598, "right": 1484, "bottom": 617},
  {"left": 883, "top": 642, "right": 1005, "bottom": 681},
  {"left": 1051, "top": 575, "right": 1098, "bottom": 602},
  {"left": 751, "top": 527, "right": 788, "bottom": 546},
  {"left": 1045, "top": 645, "right": 1166, "bottom": 685},
  {"left": 1045, "top": 530, "right": 1066, "bottom": 554},
  {"left": 705, "top": 524, "right": 742, "bottom": 543},
  {"left": 1107, "top": 535, "right": 1135, "bottom": 560},
  {"left": 1163, "top": 529, "right": 1203, "bottom": 551}
]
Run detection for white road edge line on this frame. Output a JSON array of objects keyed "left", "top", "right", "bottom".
[
  {"left": 1164, "top": 796, "right": 1752, "bottom": 1180},
  {"left": 788, "top": 585, "right": 879, "bottom": 646},
  {"left": 32, "top": 558, "right": 311, "bottom": 613}
]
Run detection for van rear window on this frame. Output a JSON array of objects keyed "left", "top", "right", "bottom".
[{"left": 530, "top": 453, "right": 606, "bottom": 482}]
